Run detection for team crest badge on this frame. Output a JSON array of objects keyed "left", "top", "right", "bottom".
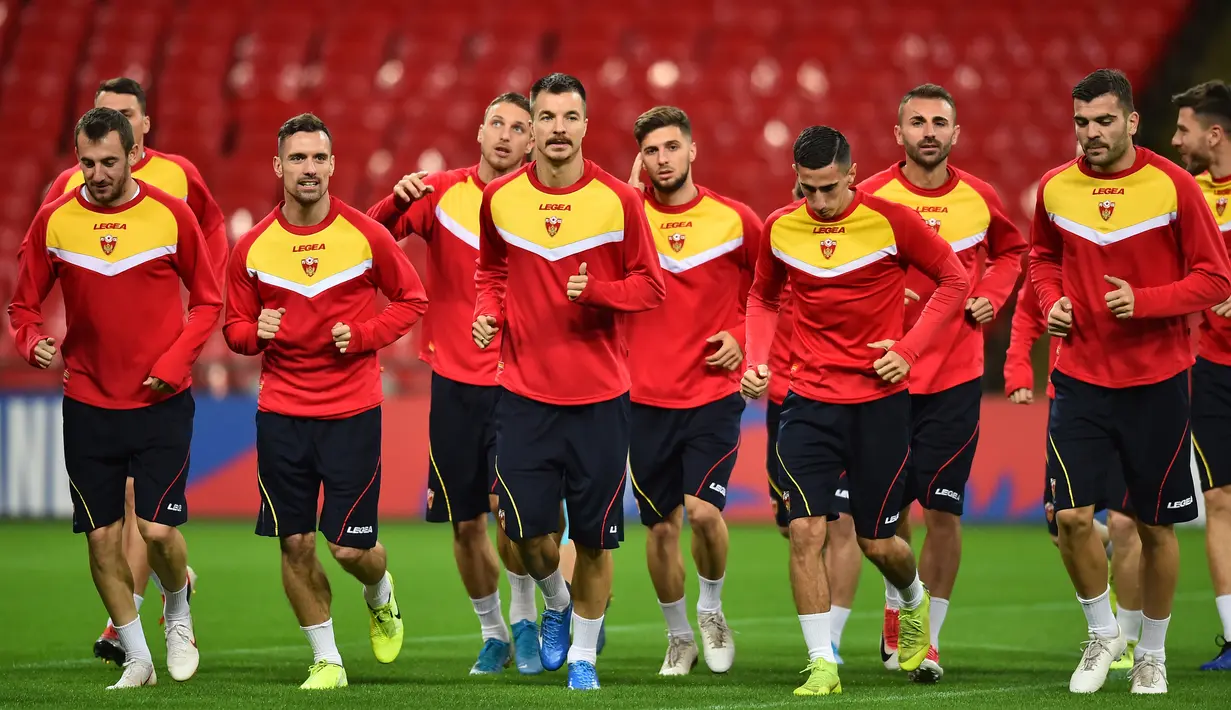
[
  {"left": 1218, "top": 197, "right": 1228, "bottom": 217},
  {"left": 100, "top": 234, "right": 117, "bottom": 256},
  {"left": 544, "top": 216, "right": 562, "bottom": 237},
  {"left": 426, "top": 489, "right": 435, "bottom": 510},
  {"left": 782, "top": 490, "right": 791, "bottom": 513},
  {"left": 925, "top": 218, "right": 942, "bottom": 233},
  {"left": 820, "top": 238, "right": 837, "bottom": 260},
  {"left": 497, "top": 508, "right": 507, "bottom": 531},
  {"left": 668, "top": 232, "right": 685, "bottom": 253},
  {"left": 1098, "top": 200, "right": 1115, "bottom": 221},
  {"left": 301, "top": 256, "right": 319, "bottom": 277}
]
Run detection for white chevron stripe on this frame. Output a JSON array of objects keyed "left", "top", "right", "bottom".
[
  {"left": 658, "top": 237, "right": 743, "bottom": 273},
  {"left": 1049, "top": 212, "right": 1175, "bottom": 247},
  {"left": 435, "top": 205, "right": 479, "bottom": 250},
  {"left": 1220, "top": 220, "right": 1231, "bottom": 233},
  {"left": 48, "top": 244, "right": 176, "bottom": 276},
  {"left": 248, "top": 260, "right": 373, "bottom": 299},
  {"left": 773, "top": 245, "right": 897, "bottom": 279},
  {"left": 499, "top": 227, "right": 624, "bottom": 261},
  {"left": 950, "top": 230, "right": 987, "bottom": 254}
]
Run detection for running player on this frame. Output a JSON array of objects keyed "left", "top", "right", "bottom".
[
  {"left": 367, "top": 92, "right": 547, "bottom": 675},
  {"left": 41, "top": 77, "right": 225, "bottom": 665},
  {"left": 472, "top": 72, "right": 665, "bottom": 690},
  {"left": 859, "top": 83, "right": 1027, "bottom": 681},
  {"left": 1170, "top": 79, "right": 1231, "bottom": 670},
  {"left": 223, "top": 113, "right": 428, "bottom": 689},
  {"left": 1032, "top": 69, "right": 1230, "bottom": 695},
  {"left": 8, "top": 107, "right": 221, "bottom": 688},
  {"left": 741, "top": 125, "right": 969, "bottom": 696},
  {"left": 623, "top": 106, "right": 758, "bottom": 676}
]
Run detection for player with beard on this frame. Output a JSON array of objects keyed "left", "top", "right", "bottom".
[
  {"left": 623, "top": 106, "right": 760, "bottom": 676},
  {"left": 224, "top": 114, "right": 428, "bottom": 689},
  {"left": 858, "top": 84, "right": 1027, "bottom": 681},
  {"left": 1170, "top": 80, "right": 1231, "bottom": 671},
  {"left": 1032, "top": 69, "right": 1230, "bottom": 695}
]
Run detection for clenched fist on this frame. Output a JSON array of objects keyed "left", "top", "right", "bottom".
[
  {"left": 258, "top": 308, "right": 286, "bottom": 340},
  {"left": 32, "top": 337, "right": 56, "bottom": 369},
  {"left": 473, "top": 315, "right": 499, "bottom": 348},
  {"left": 567, "top": 262, "right": 588, "bottom": 301},
  {"left": 1047, "top": 297, "right": 1073, "bottom": 337},
  {"left": 741, "top": 364, "right": 770, "bottom": 399},
  {"left": 331, "top": 322, "right": 352, "bottom": 353},
  {"left": 869, "top": 339, "right": 909, "bottom": 383}
]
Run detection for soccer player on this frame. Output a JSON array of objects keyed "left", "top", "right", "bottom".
[
  {"left": 222, "top": 114, "right": 428, "bottom": 689},
  {"left": 366, "top": 92, "right": 548, "bottom": 675},
  {"left": 741, "top": 125, "right": 969, "bottom": 696},
  {"left": 1170, "top": 79, "right": 1231, "bottom": 670},
  {"left": 7, "top": 107, "right": 221, "bottom": 688},
  {"left": 622, "top": 106, "right": 758, "bottom": 675},
  {"left": 1031, "top": 68, "right": 1231, "bottom": 695},
  {"left": 41, "top": 77, "right": 226, "bottom": 665},
  {"left": 472, "top": 72, "right": 666, "bottom": 690},
  {"left": 859, "top": 83, "right": 1028, "bottom": 681}
]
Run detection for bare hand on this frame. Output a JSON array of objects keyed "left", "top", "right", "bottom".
[
  {"left": 904, "top": 288, "right": 920, "bottom": 307},
  {"left": 566, "top": 262, "right": 588, "bottom": 301},
  {"left": 1104, "top": 275, "right": 1134, "bottom": 319},
  {"left": 741, "top": 364, "right": 770, "bottom": 399},
  {"left": 142, "top": 376, "right": 174, "bottom": 394},
  {"left": 473, "top": 315, "right": 499, "bottom": 348},
  {"left": 704, "top": 331, "right": 743, "bottom": 371},
  {"left": 1047, "top": 297, "right": 1073, "bottom": 337},
  {"left": 629, "top": 154, "right": 645, "bottom": 190},
  {"left": 257, "top": 307, "right": 286, "bottom": 340},
  {"left": 966, "top": 296, "right": 995, "bottom": 324},
  {"left": 1008, "top": 387, "right": 1034, "bottom": 404},
  {"left": 392, "top": 171, "right": 434, "bottom": 209},
  {"left": 869, "top": 339, "right": 909, "bottom": 383},
  {"left": 32, "top": 337, "right": 56, "bottom": 369},
  {"left": 331, "top": 322, "right": 351, "bottom": 354},
  {"left": 1214, "top": 295, "right": 1231, "bottom": 318}
]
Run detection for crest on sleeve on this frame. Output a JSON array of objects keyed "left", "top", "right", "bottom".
[
  {"left": 1098, "top": 200, "right": 1115, "bottom": 221},
  {"left": 100, "top": 234, "right": 117, "bottom": 256},
  {"left": 544, "top": 216, "right": 562, "bottom": 237},
  {"left": 820, "top": 238, "right": 837, "bottom": 260},
  {"left": 1218, "top": 197, "right": 1227, "bottom": 217},
  {"left": 301, "top": 256, "right": 319, "bottom": 277},
  {"left": 668, "top": 232, "right": 686, "bottom": 253}
]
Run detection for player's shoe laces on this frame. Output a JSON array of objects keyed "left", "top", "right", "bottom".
[
  {"left": 1129, "top": 653, "right": 1167, "bottom": 694},
  {"left": 164, "top": 619, "right": 199, "bottom": 682},
  {"left": 567, "top": 660, "right": 600, "bottom": 690},
  {"left": 1069, "top": 630, "right": 1127, "bottom": 693},
  {"left": 698, "top": 610, "right": 734, "bottom": 673},
  {"left": 106, "top": 658, "right": 156, "bottom": 689},
  {"left": 1199, "top": 635, "right": 1231, "bottom": 670},
  {"left": 832, "top": 641, "right": 844, "bottom": 665},
  {"left": 538, "top": 602, "right": 572, "bottom": 672},
  {"left": 793, "top": 657, "right": 841, "bottom": 696},
  {"left": 1111, "top": 639, "right": 1136, "bottom": 672},
  {"left": 300, "top": 661, "right": 347, "bottom": 690},
  {"left": 880, "top": 606, "right": 900, "bottom": 670},
  {"left": 908, "top": 645, "right": 942, "bottom": 683},
  {"left": 469, "top": 638, "right": 512, "bottom": 674},
  {"left": 94, "top": 624, "right": 125, "bottom": 666},
  {"left": 658, "top": 635, "right": 699, "bottom": 676},
  {"left": 896, "top": 589, "right": 931, "bottom": 672},
  {"left": 511, "top": 619, "right": 543, "bottom": 675},
  {"left": 366, "top": 573, "right": 404, "bottom": 664}
]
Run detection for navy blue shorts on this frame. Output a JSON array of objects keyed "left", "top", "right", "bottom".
[
  {"left": 494, "top": 390, "right": 629, "bottom": 550},
  {"left": 767, "top": 400, "right": 851, "bottom": 528},
  {"left": 425, "top": 373, "right": 500, "bottom": 523},
  {"left": 1193, "top": 356, "right": 1231, "bottom": 492},
  {"left": 904, "top": 378, "right": 982, "bottom": 515},
  {"left": 1047, "top": 370, "right": 1195, "bottom": 526},
  {"left": 775, "top": 391, "right": 910, "bottom": 539},
  {"left": 1042, "top": 400, "right": 1132, "bottom": 537}
]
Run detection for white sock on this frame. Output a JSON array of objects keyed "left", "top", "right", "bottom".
[
  {"left": 1077, "top": 587, "right": 1119, "bottom": 638},
  {"left": 898, "top": 572, "right": 925, "bottom": 610},
  {"left": 697, "top": 574, "right": 724, "bottom": 613},
  {"left": 363, "top": 571, "right": 391, "bottom": 608},
  {"left": 164, "top": 582, "right": 191, "bottom": 624},
  {"left": 799, "top": 612, "right": 835, "bottom": 662},
  {"left": 107, "top": 594, "right": 143, "bottom": 629},
  {"left": 1136, "top": 615, "right": 1169, "bottom": 663},
  {"left": 472, "top": 591, "right": 511, "bottom": 642},
  {"left": 114, "top": 616, "right": 153, "bottom": 663},
  {"left": 1216, "top": 595, "right": 1231, "bottom": 639},
  {"left": 566, "top": 613, "right": 603, "bottom": 665},
  {"left": 535, "top": 569, "right": 571, "bottom": 612},
  {"left": 930, "top": 597, "right": 949, "bottom": 649},
  {"left": 1116, "top": 605, "right": 1143, "bottom": 643},
  {"left": 884, "top": 575, "right": 902, "bottom": 610},
  {"left": 507, "top": 571, "right": 537, "bottom": 625},
  {"left": 150, "top": 570, "right": 164, "bottom": 595},
  {"left": 830, "top": 606, "right": 851, "bottom": 649},
  {"left": 301, "top": 618, "right": 344, "bottom": 665},
  {"left": 660, "top": 597, "right": 695, "bottom": 640}
]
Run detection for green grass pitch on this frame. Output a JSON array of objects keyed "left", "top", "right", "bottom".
[{"left": 0, "top": 522, "right": 1222, "bottom": 708}]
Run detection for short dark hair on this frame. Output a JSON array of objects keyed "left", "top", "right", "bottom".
[
  {"left": 793, "top": 126, "right": 851, "bottom": 171},
  {"left": 530, "top": 73, "right": 586, "bottom": 109},
  {"left": 898, "top": 83, "right": 956, "bottom": 122},
  {"left": 96, "top": 77, "right": 147, "bottom": 115},
  {"left": 277, "top": 112, "right": 332, "bottom": 151},
  {"left": 1072, "top": 69, "right": 1135, "bottom": 114},
  {"left": 1173, "top": 80, "right": 1231, "bottom": 133},
  {"left": 633, "top": 106, "right": 692, "bottom": 144},
  {"left": 486, "top": 92, "right": 531, "bottom": 118},
  {"left": 75, "top": 107, "right": 135, "bottom": 155}
]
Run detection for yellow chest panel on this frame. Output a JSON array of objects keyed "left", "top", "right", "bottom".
[
  {"left": 45, "top": 196, "right": 178, "bottom": 276},
  {"left": 644, "top": 196, "right": 744, "bottom": 271},
  {"left": 63, "top": 155, "right": 190, "bottom": 200},
  {"left": 1195, "top": 173, "right": 1231, "bottom": 230},
  {"left": 435, "top": 178, "right": 483, "bottom": 249},
  {"left": 1043, "top": 163, "right": 1177, "bottom": 237},
  {"left": 246, "top": 216, "right": 373, "bottom": 297},
  {"left": 870, "top": 179, "right": 990, "bottom": 251},
  {"left": 489, "top": 174, "right": 625, "bottom": 260},
  {"left": 770, "top": 203, "right": 896, "bottom": 277}
]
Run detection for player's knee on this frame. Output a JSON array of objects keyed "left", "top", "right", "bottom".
[
  {"left": 1106, "top": 510, "right": 1138, "bottom": 543},
  {"left": 922, "top": 508, "right": 961, "bottom": 536},
  {"left": 684, "top": 497, "right": 724, "bottom": 537},
  {"left": 1133, "top": 519, "right": 1175, "bottom": 548},
  {"left": 1205, "top": 486, "right": 1231, "bottom": 517},
  {"left": 135, "top": 519, "right": 177, "bottom": 547},
  {"left": 452, "top": 515, "right": 487, "bottom": 543},
  {"left": 327, "top": 543, "right": 368, "bottom": 567},
  {"left": 279, "top": 533, "right": 317, "bottom": 565},
  {"left": 85, "top": 519, "right": 124, "bottom": 548},
  {"left": 647, "top": 517, "right": 680, "bottom": 546},
  {"left": 856, "top": 535, "right": 896, "bottom": 565},
  {"left": 787, "top": 517, "right": 827, "bottom": 555},
  {"left": 1054, "top": 507, "right": 1095, "bottom": 537}
]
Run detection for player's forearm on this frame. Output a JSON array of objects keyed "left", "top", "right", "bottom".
[
  {"left": 1003, "top": 334, "right": 1037, "bottom": 394},
  {"left": 352, "top": 296, "right": 428, "bottom": 354},
  {"left": 1028, "top": 256, "right": 1065, "bottom": 315},
  {"left": 744, "top": 290, "right": 781, "bottom": 366},
  {"left": 222, "top": 319, "right": 265, "bottom": 356},
  {"left": 895, "top": 260, "right": 969, "bottom": 365},
  {"left": 972, "top": 254, "right": 1024, "bottom": 313},
  {"left": 151, "top": 302, "right": 222, "bottom": 386},
  {"left": 366, "top": 194, "right": 405, "bottom": 233},
  {"left": 1134, "top": 269, "right": 1231, "bottom": 318},
  {"left": 575, "top": 272, "right": 666, "bottom": 312},
  {"left": 7, "top": 304, "right": 47, "bottom": 366}
]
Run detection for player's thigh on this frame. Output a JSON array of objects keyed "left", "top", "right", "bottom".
[
  {"left": 254, "top": 410, "right": 321, "bottom": 540},
  {"left": 775, "top": 393, "right": 846, "bottom": 523},
  {"left": 62, "top": 395, "right": 129, "bottom": 534},
  {"left": 628, "top": 402, "right": 685, "bottom": 526},
  {"left": 849, "top": 391, "right": 912, "bottom": 539},
  {"left": 563, "top": 393, "right": 631, "bottom": 550},
  {"left": 908, "top": 379, "right": 981, "bottom": 515},
  {"left": 129, "top": 390, "right": 194, "bottom": 527},
  {"left": 681, "top": 392, "right": 745, "bottom": 513},
  {"left": 830, "top": 471, "right": 852, "bottom": 519},
  {"left": 1192, "top": 357, "right": 1231, "bottom": 492},
  {"left": 1114, "top": 372, "right": 1197, "bottom": 525},
  {"left": 494, "top": 390, "right": 567, "bottom": 542},
  {"left": 316, "top": 406, "right": 383, "bottom": 549},
  {"left": 425, "top": 374, "right": 501, "bottom": 523},
  {"left": 1046, "top": 371, "right": 1116, "bottom": 513}
]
